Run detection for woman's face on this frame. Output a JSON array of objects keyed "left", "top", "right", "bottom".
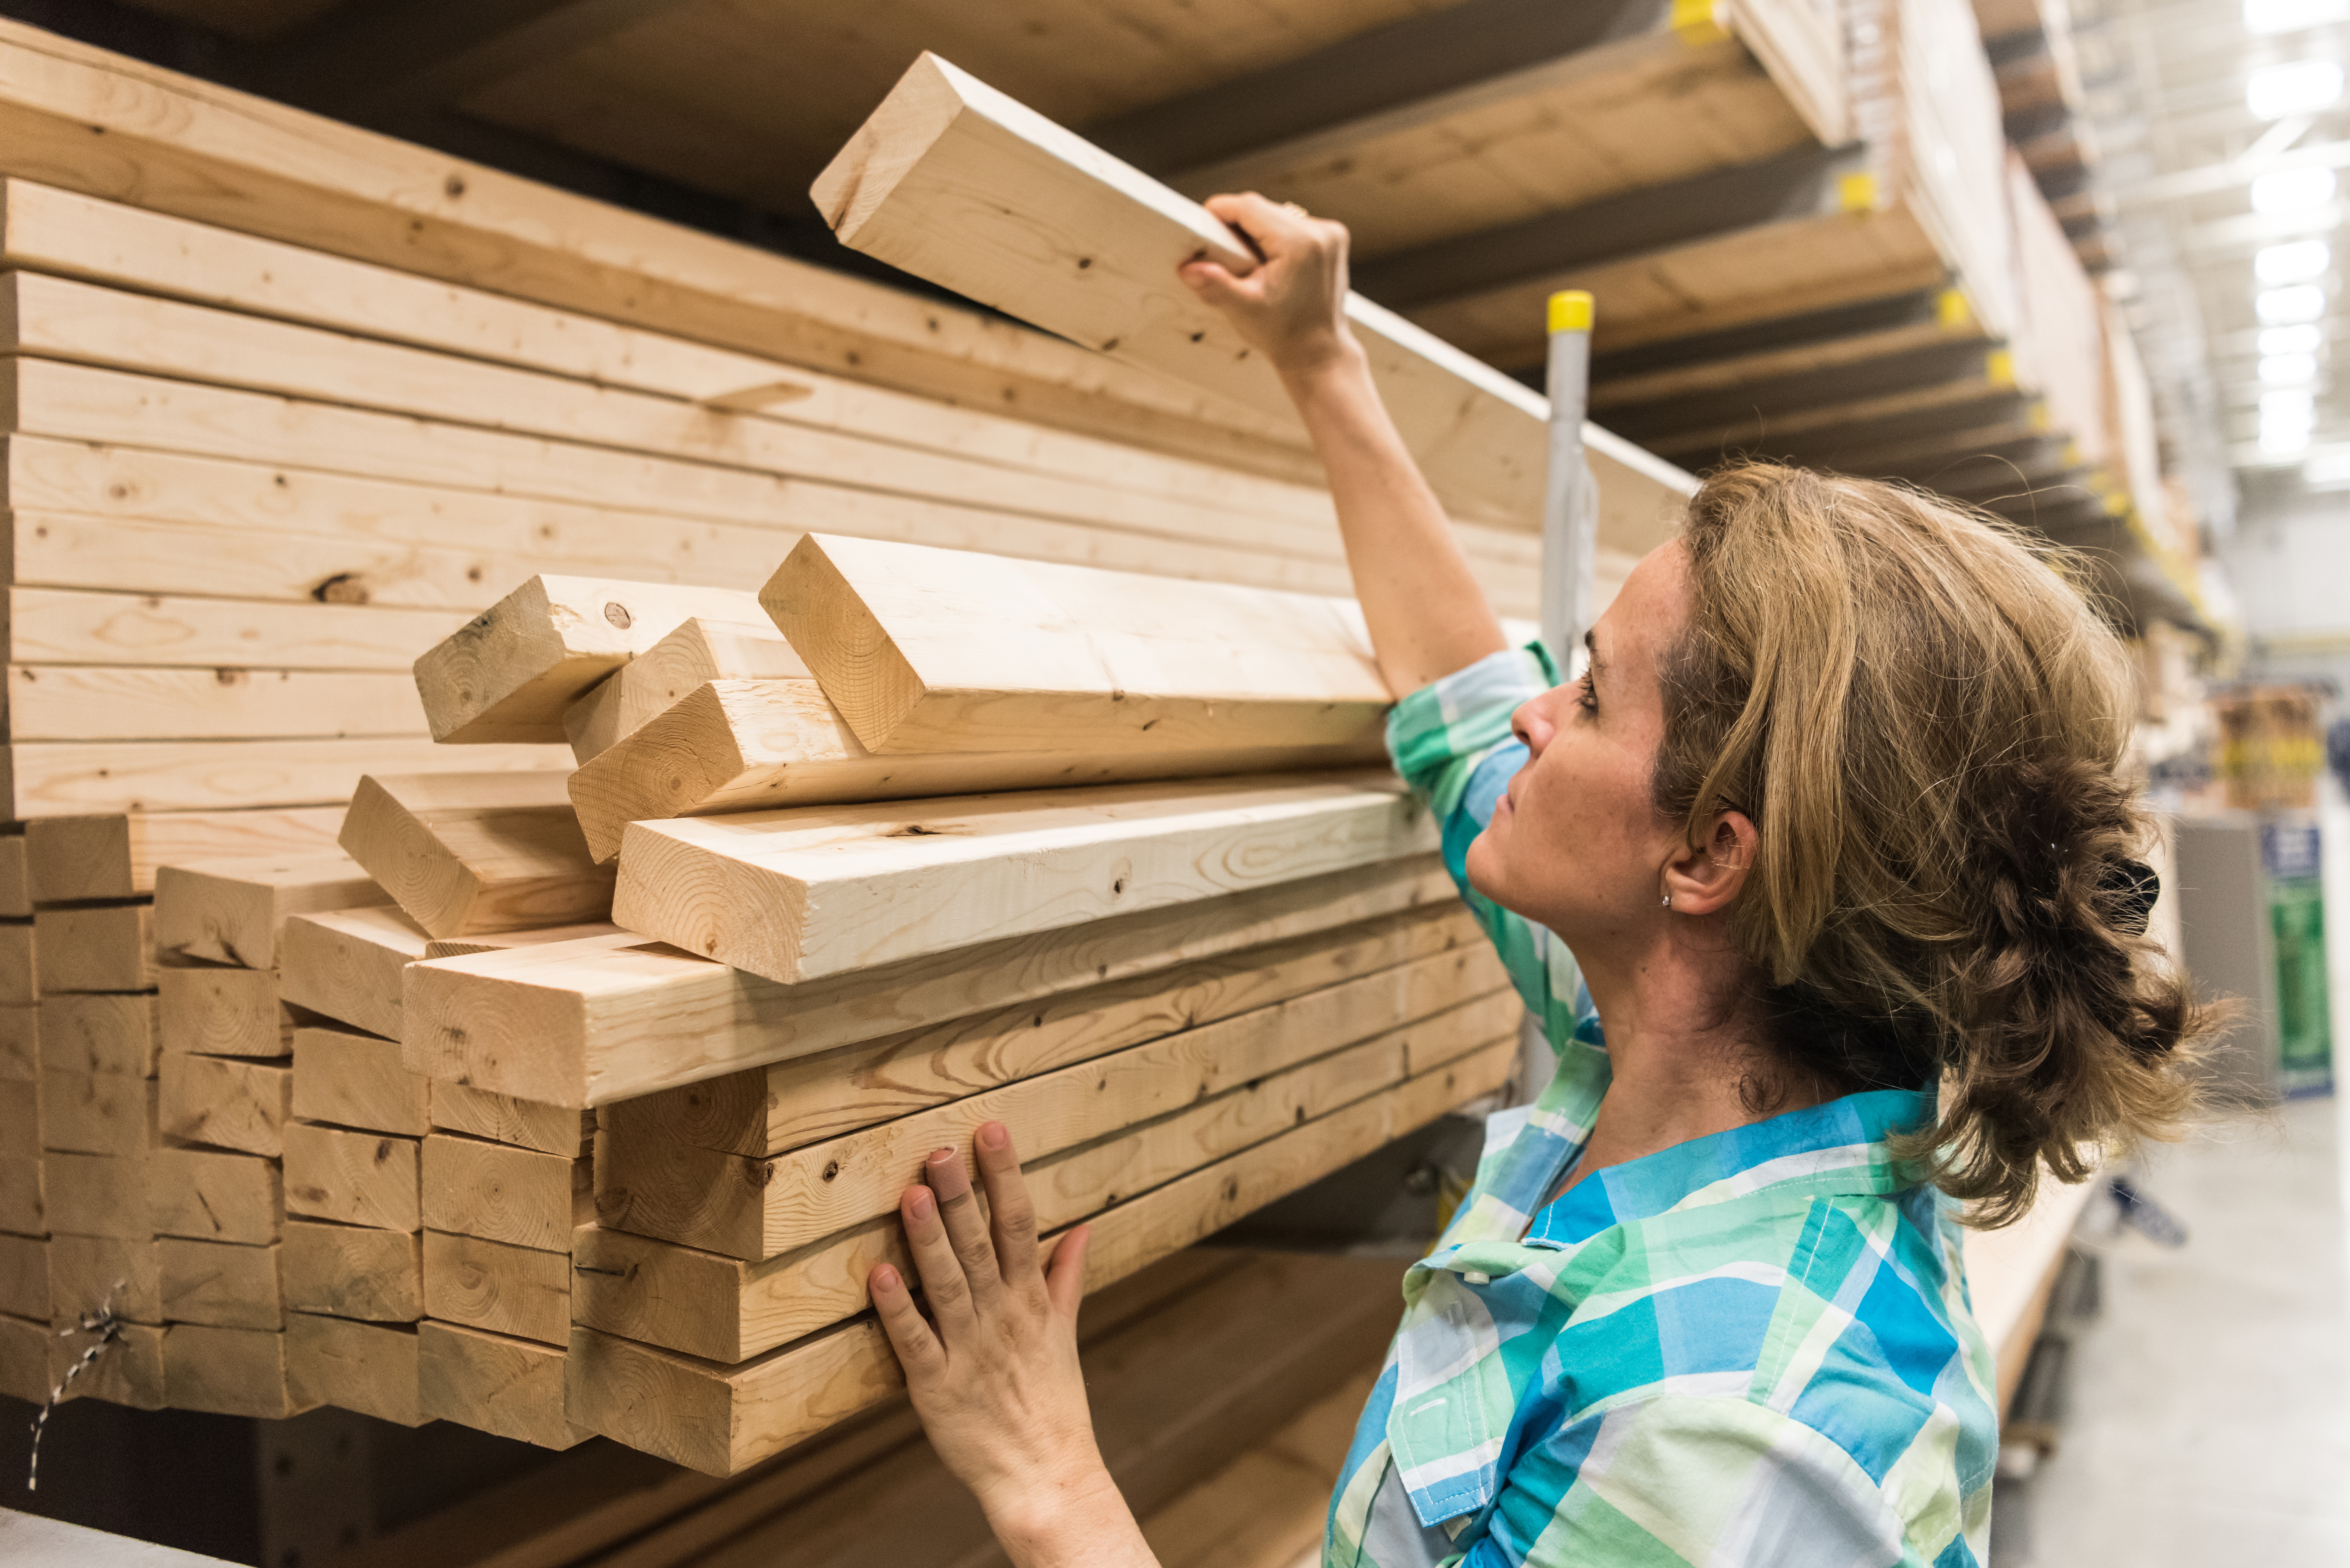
[{"left": 1463, "top": 540, "right": 1690, "bottom": 955}]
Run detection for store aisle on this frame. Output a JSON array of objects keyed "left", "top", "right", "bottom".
[{"left": 2003, "top": 1093, "right": 2350, "bottom": 1565}]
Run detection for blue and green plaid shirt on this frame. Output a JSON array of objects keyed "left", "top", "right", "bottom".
[{"left": 1324, "top": 646, "right": 1998, "bottom": 1568}]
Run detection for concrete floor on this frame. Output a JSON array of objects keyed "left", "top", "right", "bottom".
[{"left": 1995, "top": 1091, "right": 2350, "bottom": 1566}]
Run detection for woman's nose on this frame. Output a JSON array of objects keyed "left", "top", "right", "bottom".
[{"left": 1511, "top": 692, "right": 1557, "bottom": 757}]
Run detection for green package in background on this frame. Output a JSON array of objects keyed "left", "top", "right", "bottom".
[{"left": 2263, "top": 823, "right": 2333, "bottom": 1096}]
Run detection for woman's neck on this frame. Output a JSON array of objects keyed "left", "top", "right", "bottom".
[{"left": 1558, "top": 933, "right": 1826, "bottom": 1199}]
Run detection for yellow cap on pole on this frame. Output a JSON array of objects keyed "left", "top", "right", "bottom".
[{"left": 1548, "top": 290, "right": 1594, "bottom": 335}]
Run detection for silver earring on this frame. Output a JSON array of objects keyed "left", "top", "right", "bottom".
[{"left": 1661, "top": 894, "right": 1672, "bottom": 909}]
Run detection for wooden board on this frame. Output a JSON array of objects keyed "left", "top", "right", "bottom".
[
  {"left": 53, "top": 1316, "right": 165, "bottom": 1410},
  {"left": 157, "top": 1052, "right": 291, "bottom": 1156},
  {"left": 34, "top": 904, "right": 154, "bottom": 993},
  {"left": 291, "top": 1024, "right": 429, "bottom": 1136},
  {"left": 429, "top": 1080, "right": 592, "bottom": 1158},
  {"left": 565, "top": 618, "right": 808, "bottom": 764},
  {"left": 611, "top": 770, "right": 1432, "bottom": 986},
  {"left": 7, "top": 733, "right": 570, "bottom": 821},
  {"left": 279, "top": 906, "right": 432, "bottom": 1041},
  {"left": 0, "top": 1074, "right": 36, "bottom": 1152},
  {"left": 44, "top": 1150, "right": 152, "bottom": 1239},
  {"left": 0, "top": 1153, "right": 43, "bottom": 1236},
  {"left": 421, "top": 1228, "right": 570, "bottom": 1345},
  {"left": 47, "top": 1233, "right": 159, "bottom": 1323},
  {"left": 39, "top": 1070, "right": 153, "bottom": 1158},
  {"left": 148, "top": 1143, "right": 282, "bottom": 1243},
  {"left": 152, "top": 851, "right": 387, "bottom": 972},
  {"left": 282, "top": 1121, "right": 420, "bottom": 1231},
  {"left": 0, "top": 922, "right": 31, "bottom": 1008},
  {"left": 0, "top": 1230, "right": 46, "bottom": 1320},
  {"left": 158, "top": 964, "right": 295, "bottom": 1060},
  {"left": 21, "top": 806, "right": 348, "bottom": 900},
  {"left": 813, "top": 51, "right": 1694, "bottom": 536},
  {"left": 0, "top": 836, "right": 26, "bottom": 918},
  {"left": 404, "top": 854, "right": 1457, "bottom": 1107},
  {"left": 339, "top": 772, "right": 613, "bottom": 939},
  {"left": 765, "top": 532, "right": 1389, "bottom": 758},
  {"left": 416, "top": 1319, "right": 591, "bottom": 1450},
  {"left": 567, "top": 675, "right": 1389, "bottom": 864},
  {"left": 281, "top": 1218, "right": 421, "bottom": 1323},
  {"left": 39, "top": 992, "right": 160, "bottom": 1076},
  {"left": 603, "top": 902, "right": 1484, "bottom": 1155},
  {"left": 567, "top": 1040, "right": 1509, "bottom": 1473},
  {"left": 286, "top": 1311, "right": 422, "bottom": 1426},
  {"left": 596, "top": 990, "right": 1512, "bottom": 1262},
  {"left": 157, "top": 1236, "right": 282, "bottom": 1329},
  {"left": 162, "top": 1322, "right": 311, "bottom": 1418},
  {"left": 0, "top": 1310, "right": 51, "bottom": 1402},
  {"left": 414, "top": 574, "right": 768, "bottom": 745},
  {"left": 419, "top": 1134, "right": 589, "bottom": 1252},
  {"left": 0, "top": 1003, "right": 34, "bottom": 1080},
  {"left": 423, "top": 923, "right": 625, "bottom": 962}
]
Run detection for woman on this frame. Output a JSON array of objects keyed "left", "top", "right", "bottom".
[{"left": 864, "top": 196, "right": 2208, "bottom": 1567}]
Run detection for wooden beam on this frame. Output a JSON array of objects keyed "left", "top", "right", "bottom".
[
  {"left": 0, "top": 923, "right": 32, "bottom": 1008},
  {"left": 286, "top": 1312, "right": 423, "bottom": 1426},
  {"left": 0, "top": 1003, "right": 34, "bottom": 1079},
  {"left": 0, "top": 837, "right": 26, "bottom": 918},
  {"left": 45, "top": 1150, "right": 152, "bottom": 1238},
  {"left": 48, "top": 1234, "right": 160, "bottom": 1323},
  {"left": 291, "top": 1024, "right": 431, "bottom": 1136},
  {"left": 599, "top": 989, "right": 1512, "bottom": 1267},
  {"left": 599, "top": 970, "right": 1511, "bottom": 1262},
  {"left": 0, "top": 1154, "right": 42, "bottom": 1236},
  {"left": 158, "top": 964, "right": 295, "bottom": 1060},
  {"left": 157, "top": 1237, "right": 283, "bottom": 1330},
  {"left": 568, "top": 1039, "right": 1510, "bottom": 1472},
  {"left": 423, "top": 923, "right": 624, "bottom": 961},
  {"left": 412, "top": 575, "right": 772, "bottom": 745},
  {"left": 564, "top": 617, "right": 807, "bottom": 764},
  {"left": 428, "top": 1080, "right": 592, "bottom": 1157},
  {"left": 764, "top": 532, "right": 1388, "bottom": 758},
  {"left": 279, "top": 906, "right": 432, "bottom": 1041},
  {"left": 0, "top": 1232, "right": 47, "bottom": 1321},
  {"left": 339, "top": 772, "right": 614, "bottom": 938},
  {"left": 421, "top": 1228, "right": 570, "bottom": 1344},
  {"left": 813, "top": 52, "right": 1698, "bottom": 540},
  {"left": 601, "top": 901, "right": 1483, "bottom": 1155},
  {"left": 163, "top": 1323, "right": 311, "bottom": 1418},
  {"left": 281, "top": 1219, "right": 423, "bottom": 1322},
  {"left": 39, "top": 1070, "right": 153, "bottom": 1158},
  {"left": 283, "top": 1122, "right": 420, "bottom": 1231},
  {"left": 420, "top": 1133, "right": 589, "bottom": 1251},
  {"left": 40, "top": 992, "right": 161, "bottom": 1076},
  {"left": 153, "top": 852, "right": 388, "bottom": 971},
  {"left": 0, "top": 1076, "right": 35, "bottom": 1153},
  {"left": 34, "top": 904, "right": 154, "bottom": 993},
  {"left": 157, "top": 1052, "right": 292, "bottom": 1156},
  {"left": 404, "top": 854, "right": 1456, "bottom": 1107},
  {"left": 149, "top": 1143, "right": 283, "bottom": 1244},
  {"left": 416, "top": 1319, "right": 592, "bottom": 1448},
  {"left": 567, "top": 675, "right": 1387, "bottom": 864},
  {"left": 54, "top": 1319, "right": 166, "bottom": 1410},
  {"left": 612, "top": 770, "right": 1432, "bottom": 986}
]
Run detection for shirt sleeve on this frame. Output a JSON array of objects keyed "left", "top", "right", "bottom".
[
  {"left": 1461, "top": 1396, "right": 1915, "bottom": 1568},
  {"left": 1385, "top": 644, "right": 1588, "bottom": 1051}
]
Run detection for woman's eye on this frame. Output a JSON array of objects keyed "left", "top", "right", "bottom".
[{"left": 1575, "top": 674, "right": 1598, "bottom": 715}]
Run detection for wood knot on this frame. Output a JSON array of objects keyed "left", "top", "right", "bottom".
[{"left": 603, "top": 601, "right": 634, "bottom": 629}]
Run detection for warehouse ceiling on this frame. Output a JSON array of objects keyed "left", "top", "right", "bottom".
[{"left": 2080, "top": 0, "right": 2350, "bottom": 508}]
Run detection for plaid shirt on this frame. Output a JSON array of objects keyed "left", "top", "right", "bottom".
[{"left": 1323, "top": 646, "right": 1998, "bottom": 1568}]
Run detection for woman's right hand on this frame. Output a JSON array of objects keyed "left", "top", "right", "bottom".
[{"left": 1179, "top": 193, "right": 1362, "bottom": 383}]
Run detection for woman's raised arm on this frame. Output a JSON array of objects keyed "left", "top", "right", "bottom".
[{"left": 1180, "top": 194, "right": 1508, "bottom": 698}]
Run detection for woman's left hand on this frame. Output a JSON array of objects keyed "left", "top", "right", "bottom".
[{"left": 870, "top": 1122, "right": 1156, "bottom": 1567}]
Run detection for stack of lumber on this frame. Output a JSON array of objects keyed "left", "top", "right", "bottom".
[{"left": 1972, "top": 0, "right": 2115, "bottom": 273}]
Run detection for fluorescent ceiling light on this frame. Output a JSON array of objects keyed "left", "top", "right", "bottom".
[
  {"left": 2257, "top": 238, "right": 2332, "bottom": 282},
  {"left": 2258, "top": 283, "right": 2329, "bottom": 321},
  {"left": 2251, "top": 166, "right": 2337, "bottom": 213},
  {"left": 2264, "top": 424, "right": 2316, "bottom": 454},
  {"left": 2263, "top": 387, "right": 2317, "bottom": 418},
  {"left": 2247, "top": 60, "right": 2345, "bottom": 119},
  {"left": 2247, "top": 0, "right": 2350, "bottom": 32},
  {"left": 2262, "top": 351, "right": 2321, "bottom": 382},
  {"left": 2261, "top": 323, "right": 2326, "bottom": 353}
]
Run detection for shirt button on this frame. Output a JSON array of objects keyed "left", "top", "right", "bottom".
[{"left": 1463, "top": 1270, "right": 1491, "bottom": 1285}]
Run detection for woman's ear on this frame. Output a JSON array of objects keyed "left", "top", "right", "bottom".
[{"left": 1661, "top": 810, "right": 1756, "bottom": 916}]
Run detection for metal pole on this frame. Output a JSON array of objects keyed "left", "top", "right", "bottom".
[{"left": 1540, "top": 290, "right": 1596, "bottom": 675}]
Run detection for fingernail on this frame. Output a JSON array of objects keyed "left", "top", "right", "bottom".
[
  {"left": 873, "top": 1265, "right": 899, "bottom": 1292},
  {"left": 928, "top": 1147, "right": 955, "bottom": 1167},
  {"left": 907, "top": 1189, "right": 933, "bottom": 1220},
  {"left": 978, "top": 1122, "right": 1008, "bottom": 1151}
]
